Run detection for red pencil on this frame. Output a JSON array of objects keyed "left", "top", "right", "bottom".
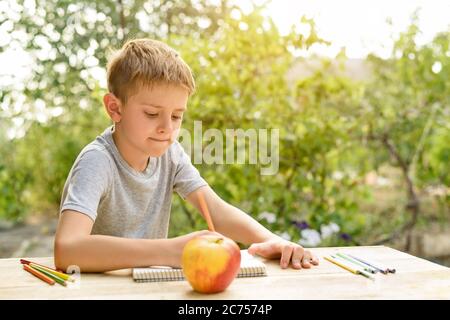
[
  {"left": 20, "top": 259, "right": 64, "bottom": 273},
  {"left": 23, "top": 264, "right": 55, "bottom": 285}
]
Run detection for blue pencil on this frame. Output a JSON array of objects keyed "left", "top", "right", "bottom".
[
  {"left": 336, "top": 253, "right": 377, "bottom": 274},
  {"left": 347, "top": 254, "right": 395, "bottom": 274}
]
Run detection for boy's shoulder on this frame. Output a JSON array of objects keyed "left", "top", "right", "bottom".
[
  {"left": 167, "top": 139, "right": 191, "bottom": 166},
  {"left": 73, "top": 134, "right": 112, "bottom": 170}
]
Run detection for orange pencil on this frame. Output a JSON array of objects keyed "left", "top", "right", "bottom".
[
  {"left": 29, "top": 263, "right": 74, "bottom": 282},
  {"left": 197, "top": 192, "right": 215, "bottom": 232},
  {"left": 23, "top": 264, "right": 55, "bottom": 285}
]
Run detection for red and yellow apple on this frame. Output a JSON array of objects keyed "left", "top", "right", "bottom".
[{"left": 181, "top": 234, "right": 241, "bottom": 294}]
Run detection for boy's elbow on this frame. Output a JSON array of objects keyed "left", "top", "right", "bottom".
[{"left": 54, "top": 238, "right": 78, "bottom": 272}]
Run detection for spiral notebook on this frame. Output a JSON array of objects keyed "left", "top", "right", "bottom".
[{"left": 133, "top": 250, "right": 267, "bottom": 282}]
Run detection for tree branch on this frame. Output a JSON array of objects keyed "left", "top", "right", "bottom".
[{"left": 370, "top": 133, "right": 421, "bottom": 250}]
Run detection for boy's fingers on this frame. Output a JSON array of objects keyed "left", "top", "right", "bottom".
[
  {"left": 248, "top": 243, "right": 271, "bottom": 257},
  {"left": 301, "top": 251, "right": 312, "bottom": 268},
  {"left": 247, "top": 243, "right": 259, "bottom": 255},
  {"left": 280, "top": 245, "right": 294, "bottom": 269},
  {"left": 248, "top": 242, "right": 279, "bottom": 257},
  {"left": 311, "top": 255, "right": 320, "bottom": 265},
  {"left": 291, "top": 246, "right": 304, "bottom": 269}
]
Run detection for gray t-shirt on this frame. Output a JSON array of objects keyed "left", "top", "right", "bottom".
[{"left": 59, "top": 126, "right": 207, "bottom": 239}]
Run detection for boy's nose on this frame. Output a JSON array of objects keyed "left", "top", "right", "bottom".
[{"left": 157, "top": 118, "right": 172, "bottom": 134}]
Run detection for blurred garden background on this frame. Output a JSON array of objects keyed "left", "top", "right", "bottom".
[{"left": 0, "top": 0, "right": 449, "bottom": 265}]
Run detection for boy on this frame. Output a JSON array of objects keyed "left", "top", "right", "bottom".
[{"left": 54, "top": 39, "right": 319, "bottom": 272}]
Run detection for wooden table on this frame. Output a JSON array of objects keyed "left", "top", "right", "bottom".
[{"left": 1, "top": 246, "right": 449, "bottom": 299}]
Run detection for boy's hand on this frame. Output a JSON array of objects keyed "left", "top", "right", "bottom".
[{"left": 248, "top": 238, "right": 319, "bottom": 270}]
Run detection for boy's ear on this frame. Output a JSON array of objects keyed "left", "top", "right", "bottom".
[{"left": 103, "top": 93, "right": 122, "bottom": 123}]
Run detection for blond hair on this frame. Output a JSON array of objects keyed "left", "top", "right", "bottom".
[{"left": 106, "top": 38, "right": 195, "bottom": 104}]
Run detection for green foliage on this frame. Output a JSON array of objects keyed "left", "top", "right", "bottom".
[
  {"left": 353, "top": 16, "right": 450, "bottom": 240},
  {"left": 363, "top": 21, "right": 450, "bottom": 183},
  {"left": 167, "top": 9, "right": 369, "bottom": 244},
  {"left": 13, "top": 103, "right": 110, "bottom": 210},
  {"left": 1, "top": 1, "right": 448, "bottom": 247},
  {"left": 0, "top": 156, "right": 30, "bottom": 222},
  {"left": 0, "top": 122, "right": 30, "bottom": 222}
]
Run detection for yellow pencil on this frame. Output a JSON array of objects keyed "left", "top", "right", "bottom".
[
  {"left": 325, "top": 256, "right": 359, "bottom": 274},
  {"left": 29, "top": 264, "right": 67, "bottom": 286},
  {"left": 325, "top": 255, "right": 374, "bottom": 279},
  {"left": 30, "top": 263, "right": 74, "bottom": 282}
]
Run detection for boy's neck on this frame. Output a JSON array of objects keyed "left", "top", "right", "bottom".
[{"left": 111, "top": 127, "right": 149, "bottom": 172}]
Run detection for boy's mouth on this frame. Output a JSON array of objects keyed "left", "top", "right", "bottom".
[{"left": 148, "top": 137, "right": 170, "bottom": 142}]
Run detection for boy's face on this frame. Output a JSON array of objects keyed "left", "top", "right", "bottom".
[{"left": 109, "top": 83, "right": 188, "bottom": 158}]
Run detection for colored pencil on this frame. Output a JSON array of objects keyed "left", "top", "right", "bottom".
[
  {"left": 333, "top": 255, "right": 374, "bottom": 280},
  {"left": 197, "top": 192, "right": 215, "bottom": 232},
  {"left": 29, "top": 263, "right": 74, "bottom": 282},
  {"left": 331, "top": 255, "right": 373, "bottom": 278},
  {"left": 20, "top": 259, "right": 64, "bottom": 273},
  {"left": 29, "top": 264, "right": 67, "bottom": 286},
  {"left": 21, "top": 259, "right": 74, "bottom": 281},
  {"left": 347, "top": 254, "right": 394, "bottom": 274},
  {"left": 336, "top": 253, "right": 377, "bottom": 274},
  {"left": 325, "top": 256, "right": 358, "bottom": 274},
  {"left": 23, "top": 264, "right": 55, "bottom": 285},
  {"left": 325, "top": 255, "right": 374, "bottom": 280}
]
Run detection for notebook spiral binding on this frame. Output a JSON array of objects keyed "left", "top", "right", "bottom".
[{"left": 133, "top": 264, "right": 267, "bottom": 283}]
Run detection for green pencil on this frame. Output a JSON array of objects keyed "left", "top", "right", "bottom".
[
  {"left": 29, "top": 264, "right": 67, "bottom": 286},
  {"left": 330, "top": 255, "right": 375, "bottom": 280},
  {"left": 336, "top": 253, "right": 377, "bottom": 273},
  {"left": 357, "top": 268, "right": 375, "bottom": 280}
]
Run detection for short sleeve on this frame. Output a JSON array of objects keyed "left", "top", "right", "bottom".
[
  {"left": 59, "top": 148, "right": 111, "bottom": 222},
  {"left": 172, "top": 141, "right": 208, "bottom": 199}
]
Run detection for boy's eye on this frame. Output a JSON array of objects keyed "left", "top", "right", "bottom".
[{"left": 144, "top": 111, "right": 182, "bottom": 120}]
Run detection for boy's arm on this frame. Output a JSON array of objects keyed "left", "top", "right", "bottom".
[
  {"left": 186, "top": 186, "right": 276, "bottom": 245},
  {"left": 186, "top": 186, "right": 319, "bottom": 269},
  {"left": 54, "top": 210, "right": 217, "bottom": 272}
]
